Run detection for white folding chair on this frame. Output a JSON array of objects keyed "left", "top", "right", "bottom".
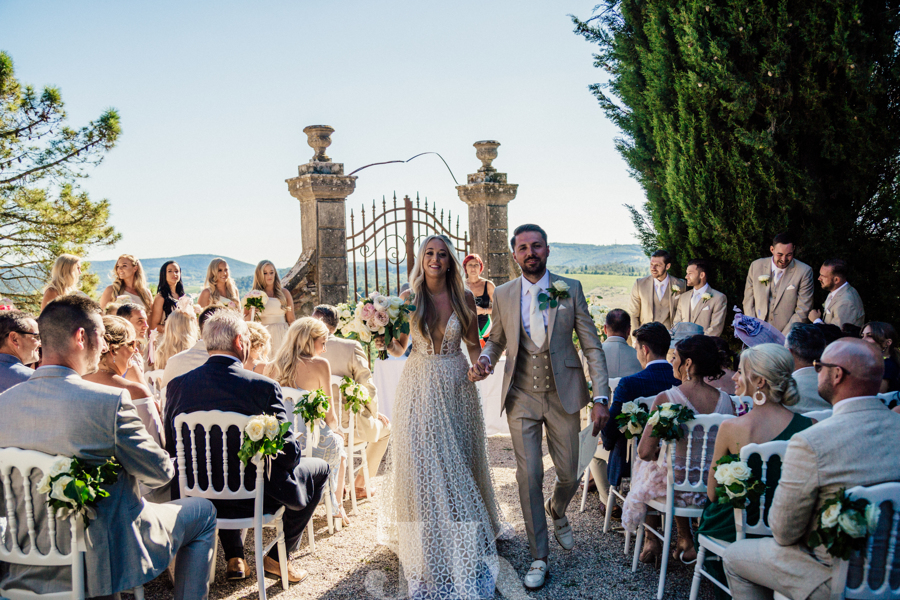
[
  {"left": 578, "top": 381, "right": 622, "bottom": 515},
  {"left": 609, "top": 377, "right": 621, "bottom": 395},
  {"left": 730, "top": 395, "right": 752, "bottom": 414},
  {"left": 877, "top": 391, "right": 900, "bottom": 410},
  {"left": 689, "top": 440, "right": 789, "bottom": 600},
  {"left": 803, "top": 409, "right": 833, "bottom": 422},
  {"left": 332, "top": 375, "right": 370, "bottom": 516},
  {"left": 0, "top": 447, "right": 145, "bottom": 600},
  {"left": 174, "top": 411, "right": 289, "bottom": 599},
  {"left": 632, "top": 413, "right": 735, "bottom": 600}
]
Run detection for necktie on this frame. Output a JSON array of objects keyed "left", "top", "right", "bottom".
[
  {"left": 529, "top": 285, "right": 547, "bottom": 348},
  {"left": 825, "top": 293, "right": 834, "bottom": 310},
  {"left": 656, "top": 282, "right": 664, "bottom": 301},
  {"left": 691, "top": 291, "right": 701, "bottom": 309}
]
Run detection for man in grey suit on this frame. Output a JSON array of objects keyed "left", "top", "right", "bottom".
[
  {"left": 723, "top": 338, "right": 900, "bottom": 599},
  {"left": 785, "top": 323, "right": 831, "bottom": 412},
  {"left": 0, "top": 310, "right": 40, "bottom": 392},
  {"left": 0, "top": 295, "right": 217, "bottom": 599},
  {"left": 470, "top": 224, "right": 610, "bottom": 590},
  {"left": 600, "top": 309, "right": 642, "bottom": 379},
  {"left": 808, "top": 258, "right": 865, "bottom": 329}
]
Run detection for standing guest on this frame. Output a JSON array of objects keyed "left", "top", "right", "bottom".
[
  {"left": 0, "top": 310, "right": 40, "bottom": 392},
  {"left": 154, "top": 307, "right": 200, "bottom": 371},
  {"left": 99, "top": 254, "right": 153, "bottom": 311},
  {"left": 161, "top": 305, "right": 223, "bottom": 387},
  {"left": 243, "top": 321, "right": 271, "bottom": 375},
  {"left": 723, "top": 339, "right": 900, "bottom": 600},
  {"left": 860, "top": 321, "right": 900, "bottom": 393},
  {"left": 785, "top": 323, "right": 831, "bottom": 412},
  {"left": 0, "top": 295, "right": 217, "bottom": 599},
  {"left": 40, "top": 253, "right": 83, "bottom": 311},
  {"left": 601, "top": 308, "right": 642, "bottom": 379},
  {"left": 149, "top": 260, "right": 186, "bottom": 333},
  {"left": 198, "top": 257, "right": 240, "bottom": 309},
  {"left": 673, "top": 259, "right": 728, "bottom": 337},
  {"left": 742, "top": 232, "right": 814, "bottom": 336},
  {"left": 628, "top": 250, "right": 687, "bottom": 342},
  {"left": 706, "top": 336, "right": 737, "bottom": 396},
  {"left": 164, "top": 311, "right": 328, "bottom": 584},
  {"left": 599, "top": 322, "right": 679, "bottom": 516},
  {"left": 249, "top": 260, "right": 294, "bottom": 359},
  {"left": 463, "top": 253, "right": 495, "bottom": 341},
  {"left": 808, "top": 258, "right": 865, "bottom": 328},
  {"left": 313, "top": 304, "right": 391, "bottom": 498}
]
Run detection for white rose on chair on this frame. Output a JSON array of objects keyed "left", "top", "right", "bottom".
[
  {"left": 245, "top": 416, "right": 267, "bottom": 442},
  {"left": 714, "top": 463, "right": 739, "bottom": 487},
  {"left": 659, "top": 403, "right": 677, "bottom": 419},
  {"left": 809, "top": 489, "right": 880, "bottom": 560},
  {"left": 627, "top": 421, "right": 643, "bottom": 436},
  {"left": 49, "top": 475, "right": 75, "bottom": 503},
  {"left": 838, "top": 511, "right": 867, "bottom": 538},
  {"left": 821, "top": 502, "right": 842, "bottom": 528},
  {"left": 645, "top": 411, "right": 660, "bottom": 429},
  {"left": 264, "top": 415, "right": 280, "bottom": 439},
  {"left": 621, "top": 401, "right": 641, "bottom": 415}
]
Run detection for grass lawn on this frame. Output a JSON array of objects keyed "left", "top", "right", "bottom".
[{"left": 566, "top": 273, "right": 639, "bottom": 291}]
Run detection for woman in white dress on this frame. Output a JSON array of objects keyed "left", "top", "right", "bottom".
[
  {"left": 40, "top": 254, "right": 84, "bottom": 311},
  {"left": 198, "top": 257, "right": 240, "bottom": 308},
  {"left": 247, "top": 260, "right": 294, "bottom": 359},
  {"left": 376, "top": 234, "right": 504, "bottom": 600},
  {"left": 99, "top": 254, "right": 153, "bottom": 311}
]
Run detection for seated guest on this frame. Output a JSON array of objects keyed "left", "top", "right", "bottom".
[
  {"left": 0, "top": 295, "right": 217, "bottom": 599},
  {"left": 600, "top": 322, "right": 679, "bottom": 516},
  {"left": 164, "top": 311, "right": 328, "bottom": 584},
  {"left": 116, "top": 302, "right": 150, "bottom": 370},
  {"left": 706, "top": 336, "right": 737, "bottom": 396},
  {"left": 313, "top": 304, "right": 391, "bottom": 497},
  {"left": 601, "top": 308, "right": 642, "bottom": 379},
  {"left": 860, "top": 321, "right": 900, "bottom": 393},
  {"left": 244, "top": 321, "right": 271, "bottom": 375},
  {"left": 161, "top": 305, "right": 223, "bottom": 386},
  {"left": 785, "top": 323, "right": 831, "bottom": 412},
  {"left": 0, "top": 310, "right": 40, "bottom": 392},
  {"left": 154, "top": 305, "right": 200, "bottom": 370},
  {"left": 723, "top": 339, "right": 900, "bottom": 599},
  {"left": 268, "top": 317, "right": 348, "bottom": 526},
  {"left": 624, "top": 334, "right": 735, "bottom": 564},
  {"left": 696, "top": 344, "right": 814, "bottom": 597}
]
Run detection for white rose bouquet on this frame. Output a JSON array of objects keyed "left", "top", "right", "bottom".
[
  {"left": 614, "top": 401, "right": 651, "bottom": 439},
  {"left": 713, "top": 454, "right": 766, "bottom": 508},
  {"left": 645, "top": 402, "right": 695, "bottom": 441},
  {"left": 808, "top": 488, "right": 881, "bottom": 560},
  {"left": 351, "top": 292, "right": 416, "bottom": 360},
  {"left": 38, "top": 456, "right": 120, "bottom": 528},
  {"left": 292, "top": 389, "right": 331, "bottom": 433},
  {"left": 237, "top": 413, "right": 291, "bottom": 466},
  {"left": 242, "top": 290, "right": 267, "bottom": 322},
  {"left": 340, "top": 376, "right": 370, "bottom": 415}
]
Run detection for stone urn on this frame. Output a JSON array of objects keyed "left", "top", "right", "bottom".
[
  {"left": 474, "top": 140, "right": 500, "bottom": 172},
  {"left": 303, "top": 125, "right": 335, "bottom": 162}
]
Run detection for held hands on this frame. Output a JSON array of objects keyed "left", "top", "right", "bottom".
[
  {"left": 591, "top": 402, "right": 610, "bottom": 436},
  {"left": 467, "top": 356, "right": 493, "bottom": 383}
]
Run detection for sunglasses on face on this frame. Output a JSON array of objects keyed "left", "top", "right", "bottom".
[{"left": 812, "top": 360, "right": 852, "bottom": 377}]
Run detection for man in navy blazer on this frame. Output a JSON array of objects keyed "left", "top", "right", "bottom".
[
  {"left": 601, "top": 322, "right": 680, "bottom": 492},
  {"left": 164, "top": 311, "right": 329, "bottom": 584}
]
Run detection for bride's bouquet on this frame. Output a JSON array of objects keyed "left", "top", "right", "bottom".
[
  {"left": 175, "top": 294, "right": 204, "bottom": 316},
  {"left": 713, "top": 454, "right": 766, "bottom": 508},
  {"left": 808, "top": 488, "right": 881, "bottom": 560},
  {"left": 334, "top": 302, "right": 358, "bottom": 339},
  {"left": 615, "top": 401, "right": 651, "bottom": 439},
  {"left": 348, "top": 292, "right": 416, "bottom": 360},
  {"left": 38, "top": 457, "right": 121, "bottom": 528},
  {"left": 242, "top": 290, "right": 267, "bottom": 322}
]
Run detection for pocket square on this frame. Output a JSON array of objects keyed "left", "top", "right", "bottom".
[
  {"left": 558, "top": 304, "right": 567, "bottom": 310},
  {"left": 787, "top": 284, "right": 796, "bottom": 290},
  {"left": 702, "top": 306, "right": 710, "bottom": 311}
]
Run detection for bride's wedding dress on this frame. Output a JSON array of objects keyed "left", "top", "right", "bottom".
[{"left": 378, "top": 312, "right": 504, "bottom": 599}]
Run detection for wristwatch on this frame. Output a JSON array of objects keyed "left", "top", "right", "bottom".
[{"left": 593, "top": 396, "right": 609, "bottom": 407}]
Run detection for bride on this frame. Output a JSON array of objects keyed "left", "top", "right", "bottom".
[{"left": 376, "top": 234, "right": 504, "bottom": 599}]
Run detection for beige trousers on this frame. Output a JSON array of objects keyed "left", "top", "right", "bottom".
[
  {"left": 356, "top": 419, "right": 391, "bottom": 481},
  {"left": 723, "top": 537, "right": 831, "bottom": 600}
]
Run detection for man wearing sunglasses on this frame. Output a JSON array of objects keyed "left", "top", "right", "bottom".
[{"left": 0, "top": 309, "right": 40, "bottom": 392}]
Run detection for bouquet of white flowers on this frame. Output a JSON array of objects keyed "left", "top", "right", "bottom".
[
  {"left": 348, "top": 292, "right": 416, "bottom": 359},
  {"left": 614, "top": 401, "right": 650, "bottom": 439},
  {"left": 293, "top": 389, "right": 331, "bottom": 433},
  {"left": 237, "top": 414, "right": 291, "bottom": 466},
  {"left": 242, "top": 290, "right": 267, "bottom": 322},
  {"left": 340, "top": 376, "right": 370, "bottom": 414},
  {"left": 713, "top": 454, "right": 766, "bottom": 508},
  {"left": 38, "top": 457, "right": 120, "bottom": 528},
  {"left": 808, "top": 488, "right": 881, "bottom": 560},
  {"left": 645, "top": 402, "right": 695, "bottom": 441}
]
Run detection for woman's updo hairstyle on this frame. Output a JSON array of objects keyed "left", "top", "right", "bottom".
[
  {"left": 674, "top": 334, "right": 726, "bottom": 380},
  {"left": 737, "top": 343, "right": 801, "bottom": 406},
  {"left": 101, "top": 315, "right": 135, "bottom": 356}
]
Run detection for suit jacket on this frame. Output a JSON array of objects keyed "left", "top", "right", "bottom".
[
  {"left": 600, "top": 362, "right": 680, "bottom": 485},
  {"left": 0, "top": 366, "right": 174, "bottom": 596},
  {"left": 627, "top": 275, "right": 687, "bottom": 338},
  {"left": 769, "top": 397, "right": 900, "bottom": 598},
  {"left": 0, "top": 352, "right": 33, "bottom": 393},
  {"left": 482, "top": 273, "right": 610, "bottom": 414},
  {"left": 672, "top": 286, "right": 728, "bottom": 337},
  {"left": 823, "top": 283, "right": 865, "bottom": 329},
  {"left": 742, "top": 257, "right": 814, "bottom": 335},
  {"left": 601, "top": 336, "right": 642, "bottom": 380},
  {"left": 321, "top": 335, "right": 379, "bottom": 439},
  {"left": 790, "top": 367, "right": 831, "bottom": 413},
  {"left": 161, "top": 338, "right": 208, "bottom": 387},
  {"left": 164, "top": 355, "right": 308, "bottom": 514}
]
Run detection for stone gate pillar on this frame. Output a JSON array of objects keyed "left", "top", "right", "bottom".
[
  {"left": 456, "top": 141, "right": 519, "bottom": 286},
  {"left": 283, "top": 125, "right": 357, "bottom": 314}
]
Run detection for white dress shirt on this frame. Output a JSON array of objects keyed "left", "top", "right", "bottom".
[
  {"left": 520, "top": 271, "right": 550, "bottom": 338},
  {"left": 691, "top": 283, "right": 710, "bottom": 309},
  {"left": 654, "top": 275, "right": 670, "bottom": 301},
  {"left": 771, "top": 259, "right": 786, "bottom": 286},
  {"left": 814, "top": 281, "right": 850, "bottom": 324}
]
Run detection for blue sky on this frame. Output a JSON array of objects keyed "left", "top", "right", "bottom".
[{"left": 2, "top": 0, "right": 643, "bottom": 268}]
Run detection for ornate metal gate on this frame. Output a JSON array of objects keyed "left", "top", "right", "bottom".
[{"left": 346, "top": 193, "right": 470, "bottom": 299}]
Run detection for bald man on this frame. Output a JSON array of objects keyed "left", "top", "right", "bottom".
[{"left": 723, "top": 339, "right": 900, "bottom": 599}]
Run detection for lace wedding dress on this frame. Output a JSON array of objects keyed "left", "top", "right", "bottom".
[{"left": 378, "top": 312, "right": 504, "bottom": 599}]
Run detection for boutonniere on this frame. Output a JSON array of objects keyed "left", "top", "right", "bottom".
[
  {"left": 758, "top": 275, "right": 771, "bottom": 286},
  {"left": 538, "top": 280, "right": 570, "bottom": 310},
  {"left": 701, "top": 292, "right": 712, "bottom": 303},
  {"left": 671, "top": 284, "right": 681, "bottom": 295}
]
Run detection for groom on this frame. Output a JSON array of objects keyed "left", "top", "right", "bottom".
[{"left": 469, "top": 223, "right": 611, "bottom": 590}]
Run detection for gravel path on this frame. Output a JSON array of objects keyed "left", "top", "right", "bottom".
[{"left": 142, "top": 435, "right": 715, "bottom": 600}]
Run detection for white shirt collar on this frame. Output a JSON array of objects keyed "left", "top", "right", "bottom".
[
  {"left": 646, "top": 359, "right": 670, "bottom": 367},
  {"left": 521, "top": 271, "right": 551, "bottom": 297},
  {"left": 771, "top": 258, "right": 786, "bottom": 274},
  {"left": 654, "top": 275, "right": 670, "bottom": 288},
  {"left": 828, "top": 281, "right": 849, "bottom": 297},
  {"left": 833, "top": 395, "right": 869, "bottom": 410},
  {"left": 692, "top": 283, "right": 710, "bottom": 296}
]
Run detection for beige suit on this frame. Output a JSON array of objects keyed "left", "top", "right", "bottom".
[
  {"left": 822, "top": 283, "right": 865, "bottom": 328},
  {"left": 723, "top": 397, "right": 900, "bottom": 599},
  {"left": 321, "top": 334, "right": 390, "bottom": 480},
  {"left": 482, "top": 273, "right": 609, "bottom": 558},
  {"left": 628, "top": 275, "right": 687, "bottom": 342},
  {"left": 673, "top": 286, "right": 728, "bottom": 337},
  {"left": 742, "top": 257, "right": 814, "bottom": 335},
  {"left": 790, "top": 367, "right": 831, "bottom": 413}
]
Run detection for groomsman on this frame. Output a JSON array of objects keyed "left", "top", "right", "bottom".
[
  {"left": 742, "top": 232, "right": 814, "bottom": 335},
  {"left": 627, "top": 250, "right": 686, "bottom": 344},
  {"left": 808, "top": 258, "right": 865, "bottom": 329},
  {"left": 672, "top": 259, "right": 727, "bottom": 337}
]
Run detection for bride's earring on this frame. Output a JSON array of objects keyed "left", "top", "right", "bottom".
[{"left": 753, "top": 388, "right": 767, "bottom": 405}]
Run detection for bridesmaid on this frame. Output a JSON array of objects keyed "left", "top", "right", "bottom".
[
  {"left": 198, "top": 257, "right": 240, "bottom": 308},
  {"left": 41, "top": 254, "right": 83, "bottom": 311},
  {"left": 248, "top": 260, "right": 294, "bottom": 359},
  {"left": 99, "top": 254, "right": 153, "bottom": 311},
  {"left": 149, "top": 260, "right": 186, "bottom": 333}
]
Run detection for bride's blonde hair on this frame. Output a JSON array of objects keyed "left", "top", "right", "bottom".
[
  {"left": 204, "top": 258, "right": 240, "bottom": 305},
  {"left": 111, "top": 254, "right": 153, "bottom": 308},
  {"left": 252, "top": 260, "right": 289, "bottom": 309},
  {"left": 44, "top": 254, "right": 82, "bottom": 296},
  {"left": 269, "top": 317, "right": 329, "bottom": 388},
  {"left": 409, "top": 234, "right": 474, "bottom": 345}
]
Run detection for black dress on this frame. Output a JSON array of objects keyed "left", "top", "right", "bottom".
[{"left": 472, "top": 282, "right": 492, "bottom": 336}]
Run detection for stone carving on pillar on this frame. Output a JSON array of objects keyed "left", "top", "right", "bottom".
[
  {"left": 284, "top": 125, "right": 357, "bottom": 314},
  {"left": 456, "top": 140, "right": 519, "bottom": 286}
]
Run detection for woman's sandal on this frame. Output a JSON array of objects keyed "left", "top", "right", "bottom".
[{"left": 639, "top": 544, "right": 662, "bottom": 565}]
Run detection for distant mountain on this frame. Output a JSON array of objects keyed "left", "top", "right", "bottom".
[
  {"left": 87, "top": 254, "right": 261, "bottom": 289},
  {"left": 547, "top": 244, "right": 647, "bottom": 268}
]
